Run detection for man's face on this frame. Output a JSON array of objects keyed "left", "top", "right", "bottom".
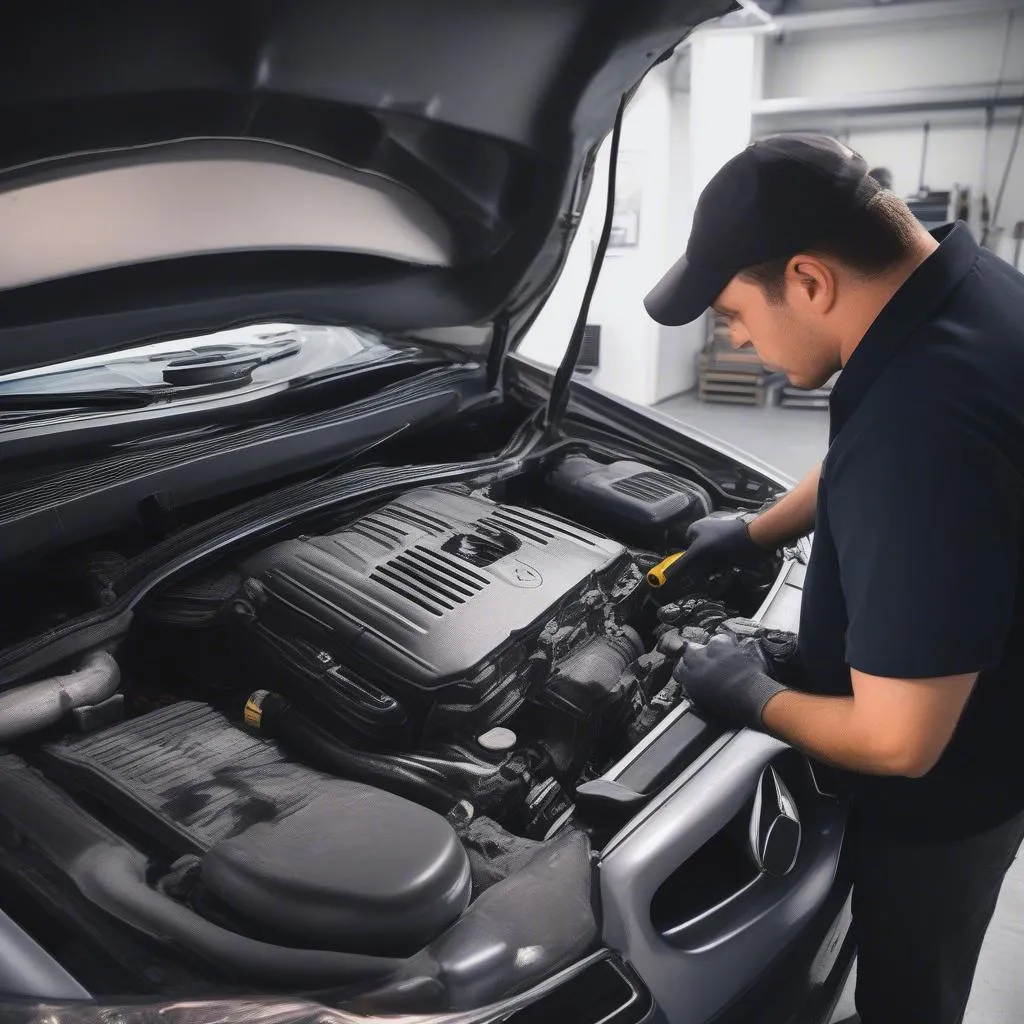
[{"left": 712, "top": 275, "right": 837, "bottom": 389}]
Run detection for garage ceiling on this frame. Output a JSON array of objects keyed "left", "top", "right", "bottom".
[
  {"left": 758, "top": 0, "right": 979, "bottom": 11},
  {"left": 677, "top": 0, "right": 1024, "bottom": 121},
  {"left": 750, "top": 0, "right": 1021, "bottom": 12},
  {"left": 717, "top": 0, "right": 1024, "bottom": 33}
]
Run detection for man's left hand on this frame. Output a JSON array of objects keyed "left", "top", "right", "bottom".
[{"left": 674, "top": 634, "right": 789, "bottom": 730}]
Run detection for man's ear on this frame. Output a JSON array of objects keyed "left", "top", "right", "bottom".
[{"left": 786, "top": 255, "right": 837, "bottom": 314}]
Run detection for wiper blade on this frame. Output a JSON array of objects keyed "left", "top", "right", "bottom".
[
  {"left": 0, "top": 338, "right": 305, "bottom": 415},
  {"left": 0, "top": 389, "right": 158, "bottom": 413}
]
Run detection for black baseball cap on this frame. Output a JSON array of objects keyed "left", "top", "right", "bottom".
[{"left": 645, "top": 134, "right": 878, "bottom": 326}]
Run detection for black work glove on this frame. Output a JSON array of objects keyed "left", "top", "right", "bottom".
[
  {"left": 673, "top": 633, "right": 788, "bottom": 730},
  {"left": 676, "top": 515, "right": 766, "bottom": 575}
]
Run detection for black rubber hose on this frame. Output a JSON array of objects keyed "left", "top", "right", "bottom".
[
  {"left": 246, "top": 692, "right": 463, "bottom": 815},
  {"left": 553, "top": 630, "right": 644, "bottom": 705}
]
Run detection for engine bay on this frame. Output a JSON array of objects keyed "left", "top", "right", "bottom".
[
  {"left": 0, "top": 450, "right": 794, "bottom": 1006},
  {"left": 233, "top": 485, "right": 639, "bottom": 743}
]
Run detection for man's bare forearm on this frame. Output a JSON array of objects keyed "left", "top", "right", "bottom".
[
  {"left": 748, "top": 462, "right": 820, "bottom": 549},
  {"left": 762, "top": 669, "right": 977, "bottom": 779},
  {"left": 761, "top": 689, "right": 918, "bottom": 777}
]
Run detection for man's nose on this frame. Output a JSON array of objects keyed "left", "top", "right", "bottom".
[{"left": 730, "top": 328, "right": 752, "bottom": 350}]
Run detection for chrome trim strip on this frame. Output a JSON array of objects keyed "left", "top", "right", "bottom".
[{"left": 600, "top": 700, "right": 694, "bottom": 781}]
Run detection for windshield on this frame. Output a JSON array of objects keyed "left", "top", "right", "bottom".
[{"left": 0, "top": 323, "right": 402, "bottom": 397}]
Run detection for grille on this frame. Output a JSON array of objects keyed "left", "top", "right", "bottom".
[
  {"left": 482, "top": 506, "right": 599, "bottom": 547},
  {"left": 611, "top": 471, "right": 684, "bottom": 502},
  {"left": 340, "top": 501, "right": 454, "bottom": 546},
  {"left": 346, "top": 513, "right": 407, "bottom": 546},
  {"left": 371, "top": 545, "right": 490, "bottom": 616},
  {"left": 378, "top": 502, "right": 452, "bottom": 535}
]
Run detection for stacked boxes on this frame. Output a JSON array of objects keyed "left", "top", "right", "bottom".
[{"left": 697, "top": 313, "right": 784, "bottom": 406}]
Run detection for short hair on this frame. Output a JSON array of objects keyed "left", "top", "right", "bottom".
[{"left": 739, "top": 190, "right": 921, "bottom": 304}]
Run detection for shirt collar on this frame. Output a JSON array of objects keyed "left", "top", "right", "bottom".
[{"left": 828, "top": 221, "right": 980, "bottom": 442}]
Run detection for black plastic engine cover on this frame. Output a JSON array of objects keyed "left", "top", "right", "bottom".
[
  {"left": 234, "top": 486, "right": 630, "bottom": 742},
  {"left": 545, "top": 456, "right": 713, "bottom": 548},
  {"left": 37, "top": 702, "right": 471, "bottom": 958}
]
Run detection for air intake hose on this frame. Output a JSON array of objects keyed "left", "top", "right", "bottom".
[
  {"left": 243, "top": 691, "right": 463, "bottom": 815},
  {"left": 0, "top": 651, "right": 120, "bottom": 743}
]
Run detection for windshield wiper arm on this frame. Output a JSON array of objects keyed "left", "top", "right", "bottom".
[
  {"left": 0, "top": 389, "right": 158, "bottom": 413},
  {"left": 0, "top": 338, "right": 306, "bottom": 416}
]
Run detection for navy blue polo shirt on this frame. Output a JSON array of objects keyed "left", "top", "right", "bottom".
[{"left": 799, "top": 222, "right": 1024, "bottom": 839}]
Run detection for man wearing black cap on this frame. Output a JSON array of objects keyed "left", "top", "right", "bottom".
[{"left": 646, "top": 134, "right": 1024, "bottom": 1024}]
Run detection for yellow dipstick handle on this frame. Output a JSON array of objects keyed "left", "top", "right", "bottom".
[{"left": 647, "top": 551, "right": 686, "bottom": 588}]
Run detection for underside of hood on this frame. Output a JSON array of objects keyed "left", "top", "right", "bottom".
[{"left": 0, "top": 0, "right": 731, "bottom": 375}]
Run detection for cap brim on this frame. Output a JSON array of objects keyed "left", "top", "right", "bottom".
[{"left": 644, "top": 254, "right": 734, "bottom": 326}]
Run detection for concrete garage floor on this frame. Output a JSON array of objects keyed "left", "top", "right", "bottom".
[
  {"left": 655, "top": 390, "right": 828, "bottom": 481},
  {"left": 655, "top": 391, "right": 1024, "bottom": 1024}
]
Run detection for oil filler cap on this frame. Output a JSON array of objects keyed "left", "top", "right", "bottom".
[
  {"left": 477, "top": 727, "right": 517, "bottom": 752},
  {"left": 244, "top": 690, "right": 271, "bottom": 730}
]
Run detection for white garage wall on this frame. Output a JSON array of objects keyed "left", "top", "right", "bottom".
[
  {"left": 840, "top": 124, "right": 1024, "bottom": 247},
  {"left": 655, "top": 95, "right": 706, "bottom": 401},
  {"left": 759, "top": 11, "right": 1024, "bottom": 257},
  {"left": 764, "top": 14, "right": 1024, "bottom": 97},
  {"left": 518, "top": 67, "right": 683, "bottom": 406},
  {"left": 654, "top": 30, "right": 764, "bottom": 401},
  {"left": 588, "top": 68, "right": 674, "bottom": 404}
]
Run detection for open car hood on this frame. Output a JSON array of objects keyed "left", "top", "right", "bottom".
[{"left": 0, "top": 0, "right": 731, "bottom": 376}]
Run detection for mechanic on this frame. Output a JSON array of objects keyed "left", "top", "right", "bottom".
[{"left": 644, "top": 134, "right": 1024, "bottom": 1024}]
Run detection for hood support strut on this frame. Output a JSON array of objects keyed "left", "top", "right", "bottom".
[{"left": 542, "top": 92, "right": 628, "bottom": 438}]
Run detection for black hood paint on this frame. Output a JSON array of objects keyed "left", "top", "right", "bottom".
[{"left": 0, "top": 0, "right": 731, "bottom": 376}]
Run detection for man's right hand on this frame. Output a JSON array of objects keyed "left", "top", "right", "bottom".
[
  {"left": 676, "top": 516, "right": 766, "bottom": 574},
  {"left": 673, "top": 461, "right": 822, "bottom": 576}
]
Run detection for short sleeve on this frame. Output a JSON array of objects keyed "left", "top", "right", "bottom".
[{"left": 828, "top": 411, "right": 1020, "bottom": 679}]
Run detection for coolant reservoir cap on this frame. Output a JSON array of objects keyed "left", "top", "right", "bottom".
[{"left": 477, "top": 727, "right": 517, "bottom": 752}]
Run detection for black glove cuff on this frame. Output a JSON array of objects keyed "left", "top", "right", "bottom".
[
  {"left": 748, "top": 670, "right": 789, "bottom": 726},
  {"left": 736, "top": 519, "right": 767, "bottom": 564}
]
